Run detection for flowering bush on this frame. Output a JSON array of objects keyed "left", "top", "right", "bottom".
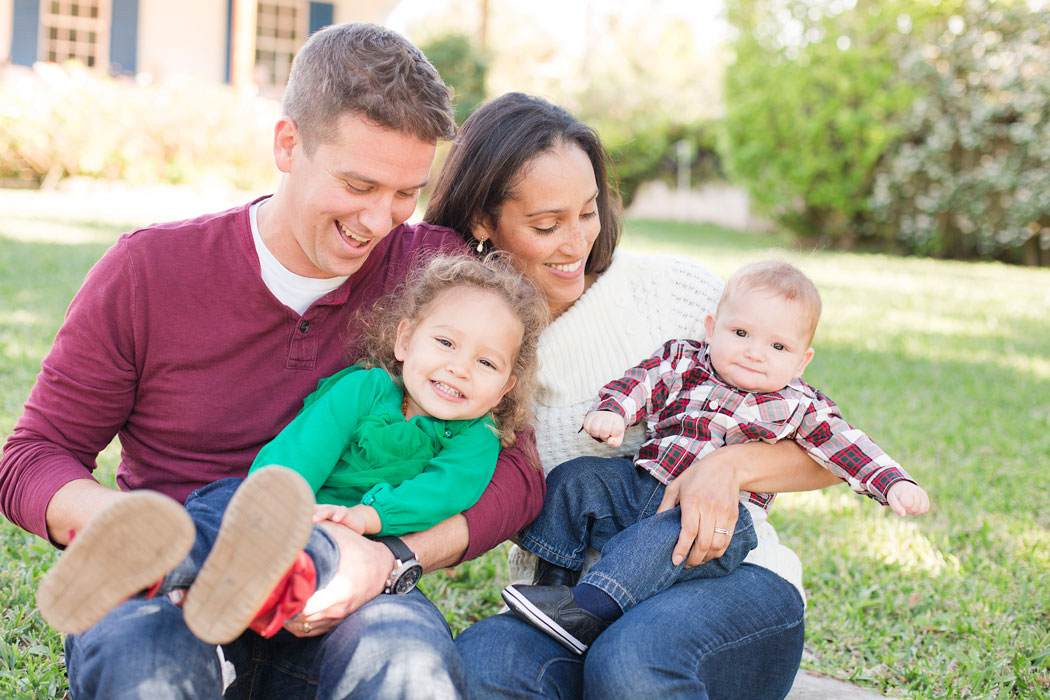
[
  {"left": 870, "top": 2, "right": 1050, "bottom": 264},
  {"left": 0, "top": 62, "right": 279, "bottom": 191}
]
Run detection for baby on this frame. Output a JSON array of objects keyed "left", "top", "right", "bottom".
[{"left": 503, "top": 260, "right": 930, "bottom": 654}]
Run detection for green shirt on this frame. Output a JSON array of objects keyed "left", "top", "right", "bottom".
[{"left": 250, "top": 365, "right": 500, "bottom": 536}]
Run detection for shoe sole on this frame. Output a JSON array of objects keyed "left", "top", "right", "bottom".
[
  {"left": 182, "top": 466, "right": 315, "bottom": 645},
  {"left": 36, "top": 491, "right": 195, "bottom": 635},
  {"left": 501, "top": 585, "right": 588, "bottom": 655}
]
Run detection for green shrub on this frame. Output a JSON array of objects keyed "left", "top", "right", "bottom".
[
  {"left": 0, "top": 62, "right": 278, "bottom": 190},
  {"left": 721, "top": 0, "right": 957, "bottom": 244},
  {"left": 870, "top": 1, "right": 1050, "bottom": 264},
  {"left": 419, "top": 34, "right": 489, "bottom": 125},
  {"left": 600, "top": 119, "right": 724, "bottom": 208}
]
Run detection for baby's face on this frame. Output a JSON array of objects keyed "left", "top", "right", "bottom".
[{"left": 704, "top": 288, "right": 815, "bottom": 393}]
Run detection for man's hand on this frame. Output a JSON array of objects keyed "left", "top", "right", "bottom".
[
  {"left": 657, "top": 448, "right": 744, "bottom": 567},
  {"left": 886, "top": 482, "right": 930, "bottom": 517},
  {"left": 284, "top": 520, "right": 393, "bottom": 637},
  {"left": 582, "top": 411, "right": 627, "bottom": 447}
]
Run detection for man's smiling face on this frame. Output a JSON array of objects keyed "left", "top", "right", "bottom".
[{"left": 275, "top": 113, "right": 436, "bottom": 279}]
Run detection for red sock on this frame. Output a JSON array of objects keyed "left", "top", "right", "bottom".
[{"left": 248, "top": 552, "right": 317, "bottom": 638}]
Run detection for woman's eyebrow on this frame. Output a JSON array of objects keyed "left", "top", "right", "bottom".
[{"left": 524, "top": 190, "right": 599, "bottom": 218}]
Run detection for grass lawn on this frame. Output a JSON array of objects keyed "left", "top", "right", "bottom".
[{"left": 1, "top": 201, "right": 1048, "bottom": 699}]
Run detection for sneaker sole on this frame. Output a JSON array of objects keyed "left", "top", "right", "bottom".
[
  {"left": 36, "top": 491, "right": 195, "bottom": 635},
  {"left": 182, "top": 466, "right": 315, "bottom": 645},
  {"left": 501, "top": 585, "right": 588, "bottom": 655}
]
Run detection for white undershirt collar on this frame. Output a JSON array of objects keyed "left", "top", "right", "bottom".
[{"left": 249, "top": 200, "right": 348, "bottom": 316}]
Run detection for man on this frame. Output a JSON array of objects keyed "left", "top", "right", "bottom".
[{"left": 0, "top": 23, "right": 543, "bottom": 699}]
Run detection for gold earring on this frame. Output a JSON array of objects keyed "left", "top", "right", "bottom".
[{"left": 476, "top": 237, "right": 485, "bottom": 253}]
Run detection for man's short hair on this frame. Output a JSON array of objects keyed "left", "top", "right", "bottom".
[
  {"left": 719, "top": 260, "right": 823, "bottom": 341},
  {"left": 283, "top": 23, "right": 456, "bottom": 153}
]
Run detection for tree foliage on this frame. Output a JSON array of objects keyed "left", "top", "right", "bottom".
[
  {"left": 419, "top": 34, "right": 489, "bottom": 125},
  {"left": 722, "top": 0, "right": 958, "bottom": 244}
]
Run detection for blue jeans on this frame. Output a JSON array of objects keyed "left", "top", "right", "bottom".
[
  {"left": 66, "top": 589, "right": 465, "bottom": 699},
  {"left": 65, "top": 478, "right": 466, "bottom": 699},
  {"left": 519, "top": 457, "right": 757, "bottom": 612},
  {"left": 456, "top": 564, "right": 805, "bottom": 699},
  {"left": 158, "top": 477, "right": 339, "bottom": 595}
]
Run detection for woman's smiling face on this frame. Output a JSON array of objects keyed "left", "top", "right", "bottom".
[{"left": 475, "top": 143, "right": 600, "bottom": 317}]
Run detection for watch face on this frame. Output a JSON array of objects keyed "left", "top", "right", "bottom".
[{"left": 391, "top": 563, "right": 423, "bottom": 594}]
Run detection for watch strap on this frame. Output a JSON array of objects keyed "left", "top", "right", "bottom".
[{"left": 375, "top": 535, "right": 416, "bottom": 564}]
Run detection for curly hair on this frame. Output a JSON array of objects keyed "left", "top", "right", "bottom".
[{"left": 354, "top": 253, "right": 548, "bottom": 450}]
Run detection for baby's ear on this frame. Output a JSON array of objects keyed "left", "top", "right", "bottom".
[
  {"left": 703, "top": 314, "right": 716, "bottom": 339},
  {"left": 796, "top": 347, "right": 815, "bottom": 377}
]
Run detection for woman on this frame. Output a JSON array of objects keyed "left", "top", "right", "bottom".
[{"left": 426, "top": 93, "right": 839, "bottom": 699}]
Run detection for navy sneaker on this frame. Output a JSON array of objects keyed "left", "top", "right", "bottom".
[
  {"left": 501, "top": 584, "right": 609, "bottom": 654},
  {"left": 533, "top": 559, "right": 579, "bottom": 587}
]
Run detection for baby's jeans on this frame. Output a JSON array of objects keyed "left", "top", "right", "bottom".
[{"left": 519, "top": 456, "right": 757, "bottom": 613}]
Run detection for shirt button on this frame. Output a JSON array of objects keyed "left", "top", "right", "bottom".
[
  {"left": 444, "top": 429, "right": 452, "bottom": 438},
  {"left": 689, "top": 411, "right": 700, "bottom": 418},
  {"left": 299, "top": 320, "right": 310, "bottom": 333},
  {"left": 709, "top": 400, "right": 719, "bottom": 410}
]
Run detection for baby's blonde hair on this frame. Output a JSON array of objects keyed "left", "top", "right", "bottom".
[
  {"left": 355, "top": 253, "right": 549, "bottom": 450},
  {"left": 718, "top": 260, "right": 823, "bottom": 341}
]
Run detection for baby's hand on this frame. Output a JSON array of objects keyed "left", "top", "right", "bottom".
[
  {"left": 886, "top": 482, "right": 930, "bottom": 517},
  {"left": 313, "top": 504, "right": 369, "bottom": 534},
  {"left": 583, "top": 411, "right": 627, "bottom": 447}
]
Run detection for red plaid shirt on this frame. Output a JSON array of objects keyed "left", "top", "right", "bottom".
[{"left": 591, "top": 339, "right": 915, "bottom": 511}]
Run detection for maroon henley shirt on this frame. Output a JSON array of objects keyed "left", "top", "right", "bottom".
[{"left": 0, "top": 199, "right": 544, "bottom": 560}]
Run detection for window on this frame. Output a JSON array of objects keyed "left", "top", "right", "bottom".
[
  {"left": 39, "top": 0, "right": 111, "bottom": 68},
  {"left": 254, "top": 0, "right": 307, "bottom": 86}
]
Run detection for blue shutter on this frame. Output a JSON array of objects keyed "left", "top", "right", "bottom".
[
  {"left": 11, "top": 0, "right": 39, "bottom": 66},
  {"left": 109, "top": 0, "right": 139, "bottom": 75},
  {"left": 308, "top": 2, "right": 334, "bottom": 35}
]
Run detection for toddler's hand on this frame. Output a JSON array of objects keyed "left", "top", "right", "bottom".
[
  {"left": 583, "top": 411, "right": 627, "bottom": 447},
  {"left": 313, "top": 504, "right": 368, "bottom": 534},
  {"left": 886, "top": 481, "right": 930, "bottom": 517}
]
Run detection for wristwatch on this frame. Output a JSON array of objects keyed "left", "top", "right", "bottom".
[{"left": 375, "top": 536, "right": 423, "bottom": 594}]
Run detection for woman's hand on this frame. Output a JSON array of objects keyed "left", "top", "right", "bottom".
[
  {"left": 656, "top": 448, "right": 744, "bottom": 567},
  {"left": 284, "top": 520, "right": 393, "bottom": 637},
  {"left": 656, "top": 440, "right": 839, "bottom": 567}
]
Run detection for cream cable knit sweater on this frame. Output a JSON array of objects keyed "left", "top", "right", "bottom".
[{"left": 509, "top": 251, "right": 805, "bottom": 602}]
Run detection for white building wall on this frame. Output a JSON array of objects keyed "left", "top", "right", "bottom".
[
  {"left": 333, "top": 0, "right": 401, "bottom": 25},
  {"left": 0, "top": 0, "right": 13, "bottom": 65},
  {"left": 136, "top": 0, "right": 228, "bottom": 83}
]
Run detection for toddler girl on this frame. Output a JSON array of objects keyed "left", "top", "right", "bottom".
[{"left": 38, "top": 254, "right": 547, "bottom": 644}]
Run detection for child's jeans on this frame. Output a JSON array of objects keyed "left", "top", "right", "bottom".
[
  {"left": 154, "top": 477, "right": 340, "bottom": 597},
  {"left": 519, "top": 456, "right": 758, "bottom": 614}
]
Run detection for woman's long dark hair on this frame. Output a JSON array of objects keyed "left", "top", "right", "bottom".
[{"left": 426, "top": 92, "right": 622, "bottom": 276}]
